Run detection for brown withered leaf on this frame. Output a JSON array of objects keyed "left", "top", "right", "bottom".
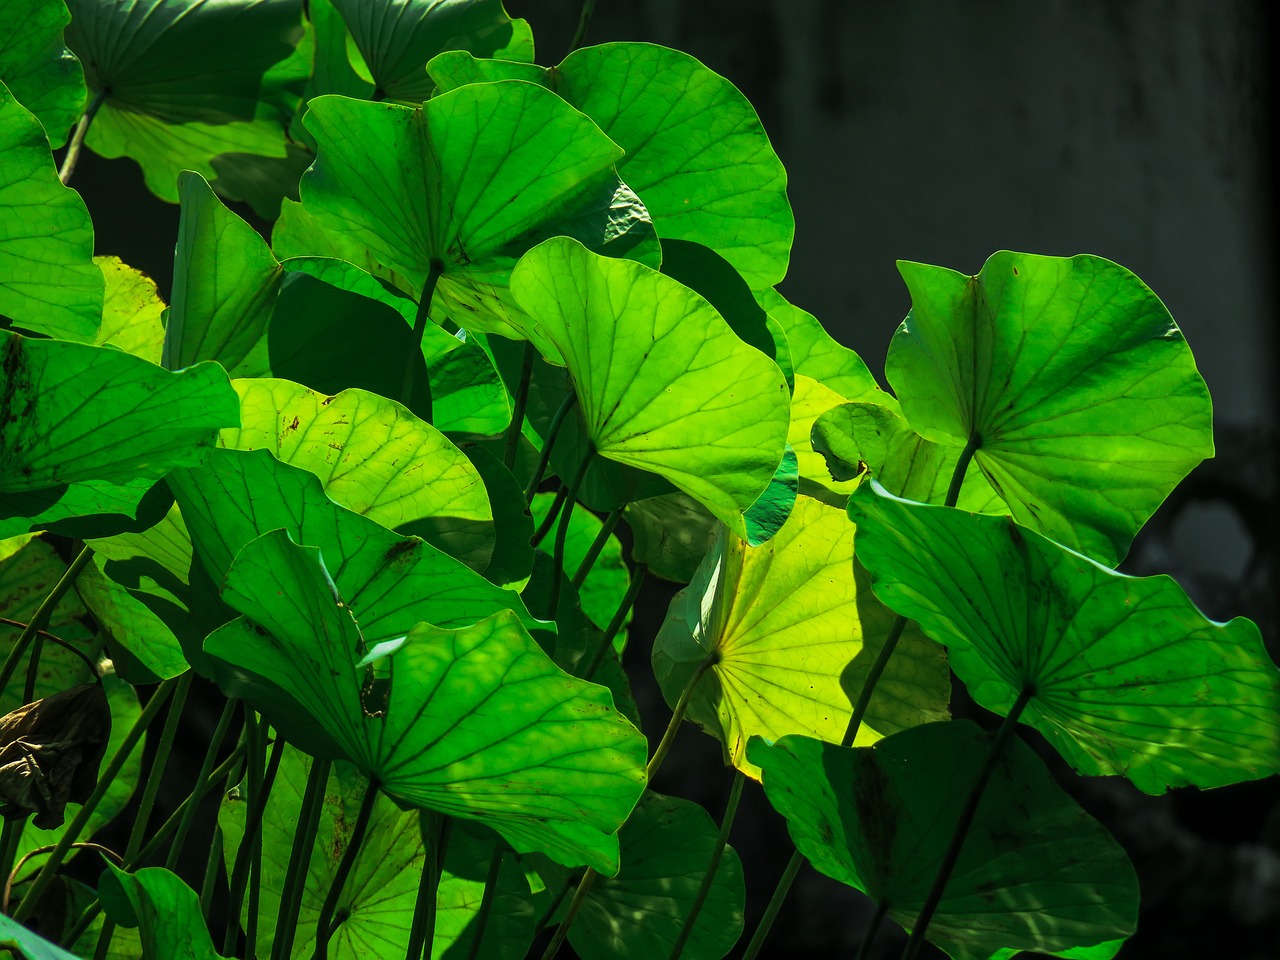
[{"left": 0, "top": 684, "right": 110, "bottom": 829}]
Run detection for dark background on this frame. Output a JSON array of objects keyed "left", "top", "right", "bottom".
[{"left": 71, "top": 2, "right": 1278, "bottom": 957}]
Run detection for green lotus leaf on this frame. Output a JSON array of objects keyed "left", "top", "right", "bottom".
[
  {"left": 219, "top": 745, "right": 535, "bottom": 959},
  {"left": 749, "top": 723, "right": 1138, "bottom": 960},
  {"left": 0, "top": 477, "right": 166, "bottom": 541},
  {"left": 511, "top": 347, "right": 674, "bottom": 513},
  {"left": 0, "top": 534, "right": 86, "bottom": 636},
  {"left": 77, "top": 505, "right": 193, "bottom": 682},
  {"left": 209, "top": 529, "right": 647, "bottom": 872},
  {"left": 0, "top": 913, "right": 86, "bottom": 960},
  {"left": 430, "top": 43, "right": 793, "bottom": 289},
  {"left": 530, "top": 491, "right": 629, "bottom": 639},
  {"left": 757, "top": 289, "right": 888, "bottom": 406},
  {"left": 0, "top": 330, "right": 239, "bottom": 492},
  {"left": 164, "top": 172, "right": 280, "bottom": 375},
  {"left": 332, "top": 0, "right": 532, "bottom": 103},
  {"left": 652, "top": 495, "right": 949, "bottom": 778},
  {"left": 0, "top": 83, "right": 101, "bottom": 340},
  {"left": 566, "top": 792, "right": 744, "bottom": 960},
  {"left": 847, "top": 483, "right": 1280, "bottom": 793},
  {"left": 743, "top": 445, "right": 797, "bottom": 546},
  {"left": 886, "top": 252, "right": 1213, "bottom": 563},
  {"left": 268, "top": 255, "right": 510, "bottom": 433},
  {"left": 659, "top": 239, "right": 793, "bottom": 385},
  {"left": 788, "top": 376, "right": 859, "bottom": 502},
  {"left": 93, "top": 257, "right": 165, "bottom": 364},
  {"left": 100, "top": 865, "right": 226, "bottom": 960},
  {"left": 65, "top": 0, "right": 306, "bottom": 203},
  {"left": 0, "top": 0, "right": 84, "bottom": 148},
  {"left": 170, "top": 448, "right": 538, "bottom": 642},
  {"left": 510, "top": 238, "right": 790, "bottom": 538},
  {"left": 519, "top": 551, "right": 640, "bottom": 729},
  {"left": 222, "top": 378, "right": 493, "bottom": 569},
  {"left": 272, "top": 83, "right": 657, "bottom": 344},
  {"left": 812, "top": 401, "right": 1001, "bottom": 513},
  {"left": 623, "top": 493, "right": 716, "bottom": 584},
  {"left": 451, "top": 443, "right": 531, "bottom": 590}
]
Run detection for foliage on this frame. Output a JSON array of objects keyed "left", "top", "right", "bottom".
[{"left": 0, "top": 2, "right": 1276, "bottom": 959}]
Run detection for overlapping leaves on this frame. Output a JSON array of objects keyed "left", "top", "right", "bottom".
[
  {"left": 209, "top": 528, "right": 646, "bottom": 872},
  {"left": 653, "top": 495, "right": 949, "bottom": 777}
]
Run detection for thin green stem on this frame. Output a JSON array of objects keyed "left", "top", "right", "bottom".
[
  {"left": 900, "top": 687, "right": 1034, "bottom": 960},
  {"left": 504, "top": 343, "right": 536, "bottom": 470},
  {"left": 843, "top": 430, "right": 980, "bottom": 750},
  {"left": 647, "top": 653, "right": 718, "bottom": 782},
  {"left": 58, "top": 742, "right": 247, "bottom": 949},
  {"left": 567, "top": 0, "right": 597, "bottom": 53},
  {"left": 58, "top": 88, "right": 107, "bottom": 185},
  {"left": 273, "top": 757, "right": 332, "bottom": 960},
  {"left": 223, "top": 726, "right": 284, "bottom": 956},
  {"left": 201, "top": 824, "right": 224, "bottom": 918},
  {"left": 530, "top": 486, "right": 567, "bottom": 549},
  {"left": 90, "top": 917, "right": 115, "bottom": 960},
  {"left": 464, "top": 844, "right": 506, "bottom": 960},
  {"left": 11, "top": 675, "right": 178, "bottom": 923},
  {"left": 0, "top": 545, "right": 94, "bottom": 693},
  {"left": 402, "top": 260, "right": 445, "bottom": 408},
  {"left": 405, "top": 811, "right": 450, "bottom": 960},
  {"left": 124, "top": 673, "right": 192, "bottom": 862},
  {"left": 534, "top": 871, "right": 578, "bottom": 932},
  {"left": 571, "top": 508, "right": 621, "bottom": 589},
  {"left": 538, "top": 867, "right": 598, "bottom": 960},
  {"left": 854, "top": 900, "right": 889, "bottom": 960},
  {"left": 548, "top": 448, "right": 594, "bottom": 618},
  {"left": 523, "top": 392, "right": 580, "bottom": 502},
  {"left": 0, "top": 618, "right": 100, "bottom": 677},
  {"left": 167, "top": 696, "right": 239, "bottom": 870},
  {"left": 0, "top": 820, "right": 22, "bottom": 898},
  {"left": 841, "top": 616, "right": 907, "bottom": 748},
  {"left": 582, "top": 564, "right": 646, "bottom": 681},
  {"left": 740, "top": 850, "right": 803, "bottom": 960},
  {"left": 21, "top": 635, "right": 43, "bottom": 706},
  {"left": 944, "top": 432, "right": 981, "bottom": 510},
  {"left": 313, "top": 778, "right": 380, "bottom": 960},
  {"left": 668, "top": 771, "right": 745, "bottom": 960}
]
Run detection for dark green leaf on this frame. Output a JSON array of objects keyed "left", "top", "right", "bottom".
[{"left": 750, "top": 724, "right": 1138, "bottom": 960}]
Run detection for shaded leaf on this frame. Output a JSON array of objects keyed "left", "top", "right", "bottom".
[
  {"left": 100, "top": 865, "right": 227, "bottom": 960},
  {"left": 750, "top": 723, "right": 1138, "bottom": 960}
]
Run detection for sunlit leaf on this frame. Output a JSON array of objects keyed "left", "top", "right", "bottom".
[
  {"left": 847, "top": 483, "right": 1280, "bottom": 793},
  {"left": 0, "top": 0, "right": 84, "bottom": 148},
  {"left": 883, "top": 252, "right": 1214, "bottom": 563},
  {"left": 223, "top": 378, "right": 493, "bottom": 569},
  {"left": 0, "top": 331, "right": 239, "bottom": 492},
  {"left": 430, "top": 42, "right": 793, "bottom": 288},
  {"left": 653, "top": 495, "right": 949, "bottom": 778},
  {"left": 66, "top": 0, "right": 306, "bottom": 202},
  {"left": 100, "top": 865, "right": 227, "bottom": 960},
  {"left": 273, "top": 82, "right": 656, "bottom": 343},
  {"left": 209, "top": 529, "right": 647, "bottom": 872},
  {"left": 0, "top": 83, "right": 101, "bottom": 340},
  {"left": 93, "top": 257, "right": 165, "bottom": 364},
  {"left": 510, "top": 238, "right": 790, "bottom": 538}
]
